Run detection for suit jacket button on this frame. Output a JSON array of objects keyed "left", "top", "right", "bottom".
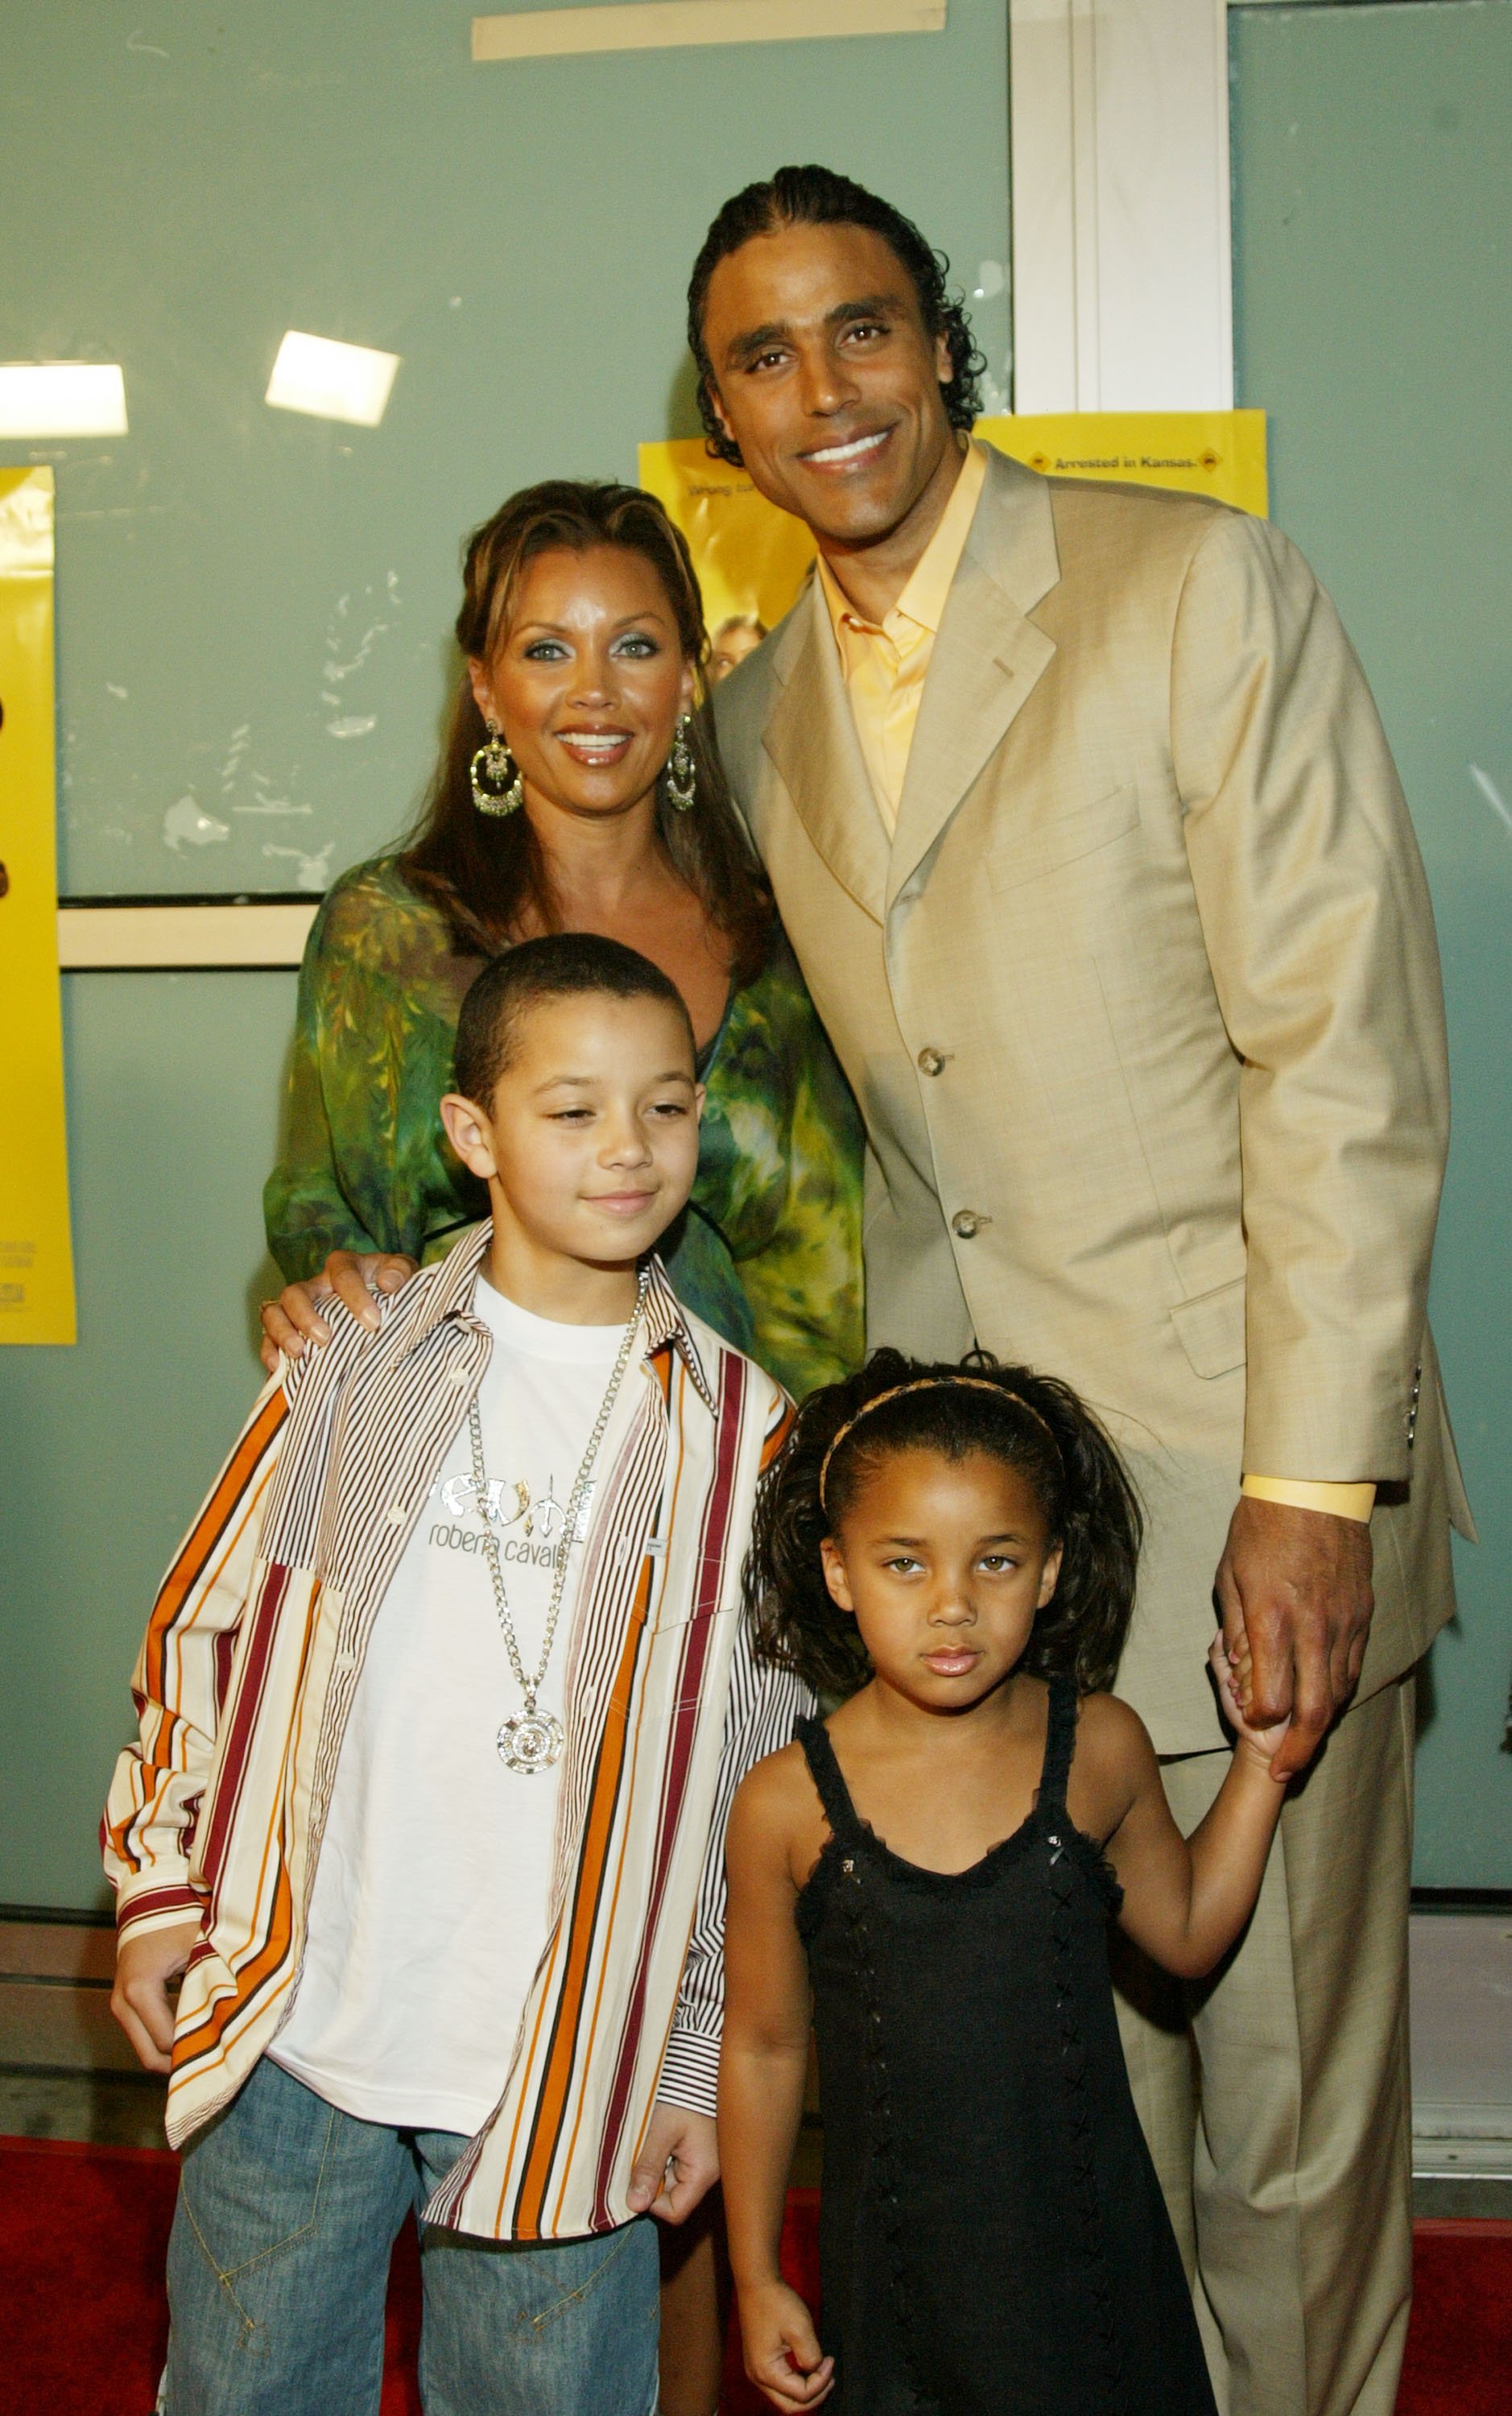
[
  {"left": 918, "top": 1047, "right": 946, "bottom": 1077},
  {"left": 952, "top": 1210, "right": 986, "bottom": 1240}
]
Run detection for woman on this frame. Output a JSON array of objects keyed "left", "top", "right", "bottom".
[
  {"left": 259, "top": 480, "right": 862, "bottom": 2416},
  {"left": 262, "top": 480, "right": 861, "bottom": 1405}
]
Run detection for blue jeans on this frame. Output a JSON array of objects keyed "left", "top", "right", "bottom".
[{"left": 163, "top": 2057, "right": 660, "bottom": 2415}]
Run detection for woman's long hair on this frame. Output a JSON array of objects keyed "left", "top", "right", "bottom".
[
  {"left": 746, "top": 1349, "right": 1143, "bottom": 1701},
  {"left": 399, "top": 480, "right": 772, "bottom": 983}
]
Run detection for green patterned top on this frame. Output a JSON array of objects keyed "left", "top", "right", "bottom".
[{"left": 263, "top": 856, "right": 865, "bottom": 1399}]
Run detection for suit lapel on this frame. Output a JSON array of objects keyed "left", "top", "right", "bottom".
[
  {"left": 762, "top": 580, "right": 890, "bottom": 924},
  {"left": 886, "top": 452, "right": 1062, "bottom": 912}
]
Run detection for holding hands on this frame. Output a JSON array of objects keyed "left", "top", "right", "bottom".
[
  {"left": 1214, "top": 1495, "right": 1374, "bottom": 1781},
  {"left": 1208, "top": 1633, "right": 1295, "bottom": 1774}
]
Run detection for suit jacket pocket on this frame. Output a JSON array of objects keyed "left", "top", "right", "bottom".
[
  {"left": 985, "top": 784, "right": 1140, "bottom": 895},
  {"left": 1171, "top": 1277, "right": 1247, "bottom": 1380}
]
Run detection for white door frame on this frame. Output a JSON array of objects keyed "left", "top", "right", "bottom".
[{"left": 1009, "top": 0, "right": 1234, "bottom": 412}]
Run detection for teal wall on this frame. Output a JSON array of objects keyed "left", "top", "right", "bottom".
[
  {"left": 0, "top": 975, "right": 293, "bottom": 1908},
  {"left": 0, "top": 2, "right": 1011, "bottom": 1909},
  {"left": 1, "top": 0, "right": 1011, "bottom": 898},
  {"left": 1231, "top": 0, "right": 1512, "bottom": 1884}
]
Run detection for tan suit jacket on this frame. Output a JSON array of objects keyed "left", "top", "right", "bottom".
[{"left": 717, "top": 449, "right": 1471, "bottom": 1751}]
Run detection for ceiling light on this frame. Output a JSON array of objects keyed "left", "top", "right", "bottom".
[
  {"left": 0, "top": 363, "right": 128, "bottom": 437},
  {"left": 265, "top": 332, "right": 400, "bottom": 428}
]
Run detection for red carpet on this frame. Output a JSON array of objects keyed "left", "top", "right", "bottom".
[{"left": 3, "top": 2139, "right": 1507, "bottom": 2413}]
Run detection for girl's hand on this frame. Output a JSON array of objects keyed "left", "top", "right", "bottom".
[
  {"left": 738, "top": 2277, "right": 836, "bottom": 2411},
  {"left": 258, "top": 1251, "right": 416, "bottom": 1374},
  {"left": 1209, "top": 1635, "right": 1299, "bottom": 1775}
]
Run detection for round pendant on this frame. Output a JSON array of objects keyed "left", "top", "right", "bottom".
[{"left": 498, "top": 1709, "right": 565, "bottom": 1774}]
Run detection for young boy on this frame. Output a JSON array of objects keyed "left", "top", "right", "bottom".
[{"left": 105, "top": 934, "right": 805, "bottom": 2416}]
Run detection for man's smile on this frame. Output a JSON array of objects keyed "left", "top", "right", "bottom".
[{"left": 797, "top": 425, "right": 894, "bottom": 472}]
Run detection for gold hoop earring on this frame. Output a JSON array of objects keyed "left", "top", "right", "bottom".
[
  {"left": 664, "top": 714, "right": 696, "bottom": 813},
  {"left": 470, "top": 718, "right": 523, "bottom": 817}
]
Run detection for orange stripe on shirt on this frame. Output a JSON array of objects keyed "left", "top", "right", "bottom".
[
  {"left": 171, "top": 1571, "right": 324, "bottom": 2068},
  {"left": 109, "top": 1442, "right": 285, "bottom": 1879},
  {"left": 141, "top": 1389, "right": 287, "bottom": 1702},
  {"left": 761, "top": 1394, "right": 795, "bottom": 1472},
  {"left": 172, "top": 1851, "right": 294, "bottom": 2071},
  {"left": 511, "top": 1575, "right": 649, "bottom": 2236},
  {"left": 514, "top": 1359, "right": 688, "bottom": 2233}
]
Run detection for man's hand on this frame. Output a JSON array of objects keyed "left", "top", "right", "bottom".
[
  {"left": 110, "top": 1916, "right": 203, "bottom": 2075},
  {"left": 626, "top": 2103, "right": 719, "bottom": 2226},
  {"left": 1215, "top": 1494, "right": 1373, "bottom": 1781},
  {"left": 258, "top": 1250, "right": 416, "bottom": 1375}
]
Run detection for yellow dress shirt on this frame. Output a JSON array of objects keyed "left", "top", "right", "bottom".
[
  {"left": 816, "top": 440, "right": 1374, "bottom": 1524},
  {"left": 816, "top": 436, "right": 987, "bottom": 832}
]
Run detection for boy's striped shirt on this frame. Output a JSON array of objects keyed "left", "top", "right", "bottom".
[{"left": 104, "top": 1226, "right": 803, "bottom": 2240}]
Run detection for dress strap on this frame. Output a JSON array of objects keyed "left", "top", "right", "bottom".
[
  {"left": 796, "top": 1717, "right": 863, "bottom": 1843},
  {"left": 1036, "top": 1678, "right": 1080, "bottom": 1820}
]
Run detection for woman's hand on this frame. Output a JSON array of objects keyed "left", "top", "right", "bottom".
[
  {"left": 738, "top": 2278, "right": 835, "bottom": 2411},
  {"left": 258, "top": 1250, "right": 417, "bottom": 1373},
  {"left": 110, "top": 1916, "right": 202, "bottom": 2075}
]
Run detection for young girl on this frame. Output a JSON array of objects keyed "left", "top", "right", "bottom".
[{"left": 720, "top": 1351, "right": 1312, "bottom": 2416}]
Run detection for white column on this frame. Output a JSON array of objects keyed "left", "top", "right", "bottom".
[{"left": 1009, "top": 0, "right": 1233, "bottom": 412}]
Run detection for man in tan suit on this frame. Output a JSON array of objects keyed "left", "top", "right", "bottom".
[{"left": 691, "top": 168, "right": 1472, "bottom": 2416}]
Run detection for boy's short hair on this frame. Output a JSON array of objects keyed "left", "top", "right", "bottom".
[{"left": 452, "top": 933, "right": 696, "bottom": 1109}]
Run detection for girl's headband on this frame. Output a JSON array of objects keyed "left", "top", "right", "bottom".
[{"left": 817, "top": 1376, "right": 1062, "bottom": 1512}]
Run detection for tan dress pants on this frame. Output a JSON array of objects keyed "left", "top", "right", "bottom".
[{"left": 1113, "top": 1671, "right": 1415, "bottom": 2416}]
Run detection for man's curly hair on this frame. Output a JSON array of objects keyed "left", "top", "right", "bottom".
[{"left": 687, "top": 165, "right": 986, "bottom": 467}]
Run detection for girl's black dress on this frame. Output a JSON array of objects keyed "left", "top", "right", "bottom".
[{"left": 795, "top": 1682, "right": 1217, "bottom": 2416}]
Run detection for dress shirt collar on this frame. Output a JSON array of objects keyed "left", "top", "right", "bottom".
[
  {"left": 816, "top": 435, "right": 988, "bottom": 647},
  {"left": 414, "top": 1221, "right": 716, "bottom": 1413}
]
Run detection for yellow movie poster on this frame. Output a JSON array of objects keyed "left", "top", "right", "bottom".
[
  {"left": 640, "top": 410, "right": 1268, "bottom": 639},
  {"left": 0, "top": 467, "right": 76, "bottom": 1343},
  {"left": 637, "top": 447, "right": 820, "bottom": 643}
]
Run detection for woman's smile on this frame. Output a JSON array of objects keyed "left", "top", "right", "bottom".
[{"left": 554, "top": 724, "right": 634, "bottom": 768}]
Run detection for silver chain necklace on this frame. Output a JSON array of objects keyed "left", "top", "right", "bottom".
[{"left": 468, "top": 1264, "right": 651, "bottom": 1773}]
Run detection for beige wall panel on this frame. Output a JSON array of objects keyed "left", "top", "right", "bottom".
[{"left": 473, "top": 1, "right": 945, "bottom": 64}]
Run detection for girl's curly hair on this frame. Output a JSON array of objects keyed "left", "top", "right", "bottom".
[
  {"left": 687, "top": 166, "right": 987, "bottom": 468},
  {"left": 746, "top": 1349, "right": 1142, "bottom": 1702}
]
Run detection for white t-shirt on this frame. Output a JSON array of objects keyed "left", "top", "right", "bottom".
[{"left": 271, "top": 1276, "right": 634, "bottom": 2133}]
